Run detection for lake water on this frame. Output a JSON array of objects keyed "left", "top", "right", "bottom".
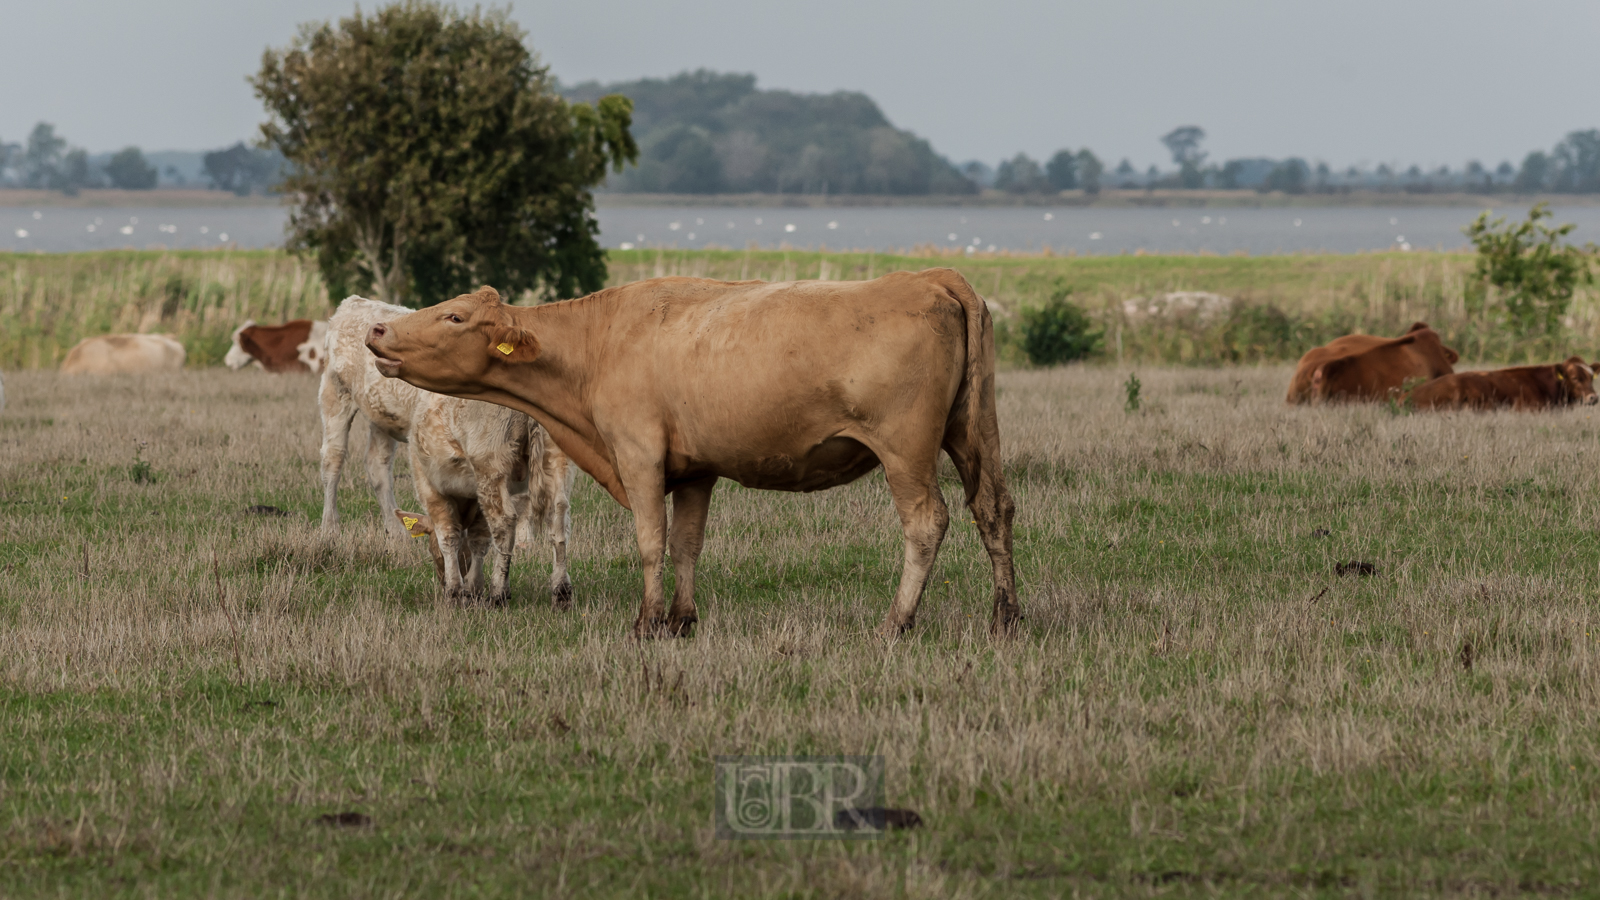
[{"left": 7, "top": 203, "right": 1600, "bottom": 256}]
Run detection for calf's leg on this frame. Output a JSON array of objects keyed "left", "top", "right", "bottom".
[
  {"left": 366, "top": 420, "right": 405, "bottom": 538},
  {"left": 318, "top": 375, "right": 360, "bottom": 533},
  {"left": 475, "top": 473, "right": 520, "bottom": 607},
  {"left": 665, "top": 477, "right": 716, "bottom": 636}
]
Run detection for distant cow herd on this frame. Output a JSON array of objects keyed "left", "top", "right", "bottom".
[
  {"left": 1286, "top": 321, "right": 1597, "bottom": 410},
  {"left": 25, "top": 275, "right": 1598, "bottom": 638}
]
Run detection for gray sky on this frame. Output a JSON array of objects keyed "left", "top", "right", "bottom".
[{"left": 6, "top": 0, "right": 1598, "bottom": 170}]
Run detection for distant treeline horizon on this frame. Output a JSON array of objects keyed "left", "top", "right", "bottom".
[{"left": 6, "top": 68, "right": 1599, "bottom": 199}]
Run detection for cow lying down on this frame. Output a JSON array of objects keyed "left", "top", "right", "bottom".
[
  {"left": 320, "top": 296, "right": 575, "bottom": 606},
  {"left": 1407, "top": 358, "right": 1598, "bottom": 410},
  {"left": 225, "top": 319, "right": 330, "bottom": 375},
  {"left": 1287, "top": 322, "right": 1459, "bottom": 404}
]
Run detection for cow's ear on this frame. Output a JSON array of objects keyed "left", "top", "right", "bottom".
[
  {"left": 394, "top": 510, "right": 433, "bottom": 538},
  {"left": 486, "top": 309, "right": 540, "bottom": 364}
]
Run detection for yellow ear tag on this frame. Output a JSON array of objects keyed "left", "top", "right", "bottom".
[
  {"left": 497, "top": 342, "right": 515, "bottom": 356},
  {"left": 402, "top": 516, "right": 425, "bottom": 537}
]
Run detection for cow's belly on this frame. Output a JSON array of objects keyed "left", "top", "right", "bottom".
[{"left": 683, "top": 436, "right": 881, "bottom": 493}]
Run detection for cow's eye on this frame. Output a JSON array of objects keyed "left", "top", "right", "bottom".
[{"left": 447, "top": 314, "right": 462, "bottom": 324}]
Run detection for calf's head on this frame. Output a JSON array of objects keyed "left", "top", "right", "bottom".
[{"left": 366, "top": 286, "right": 537, "bottom": 394}]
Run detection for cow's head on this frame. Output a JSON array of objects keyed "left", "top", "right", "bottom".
[
  {"left": 224, "top": 320, "right": 257, "bottom": 370},
  {"left": 1559, "top": 357, "right": 1598, "bottom": 405},
  {"left": 366, "top": 286, "right": 537, "bottom": 394}
]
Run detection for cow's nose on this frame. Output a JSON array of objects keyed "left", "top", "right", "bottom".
[
  {"left": 1586, "top": 394, "right": 1598, "bottom": 405},
  {"left": 369, "top": 323, "right": 387, "bottom": 342}
]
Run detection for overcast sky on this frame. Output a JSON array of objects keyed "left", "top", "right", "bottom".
[{"left": 6, "top": 0, "right": 1598, "bottom": 170}]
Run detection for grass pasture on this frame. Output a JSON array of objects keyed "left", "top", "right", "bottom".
[{"left": 4, "top": 365, "right": 1600, "bottom": 896}]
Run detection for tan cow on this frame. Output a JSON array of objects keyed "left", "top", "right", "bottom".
[
  {"left": 365, "top": 270, "right": 1019, "bottom": 639},
  {"left": 320, "top": 296, "right": 575, "bottom": 605},
  {"left": 61, "top": 334, "right": 186, "bottom": 374},
  {"left": 225, "top": 319, "right": 330, "bottom": 374}
]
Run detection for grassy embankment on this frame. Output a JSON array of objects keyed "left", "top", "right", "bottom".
[
  {"left": 4, "top": 365, "right": 1600, "bottom": 896},
  {"left": 4, "top": 247, "right": 1599, "bottom": 371}
]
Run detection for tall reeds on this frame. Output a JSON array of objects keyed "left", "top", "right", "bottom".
[{"left": 4, "top": 248, "right": 1596, "bottom": 370}]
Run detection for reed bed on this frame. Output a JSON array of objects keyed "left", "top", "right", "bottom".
[{"left": 4, "top": 248, "right": 1598, "bottom": 371}]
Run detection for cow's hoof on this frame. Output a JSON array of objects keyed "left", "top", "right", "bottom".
[
  {"left": 665, "top": 615, "right": 697, "bottom": 638},
  {"left": 875, "top": 619, "right": 914, "bottom": 641},
  {"left": 484, "top": 590, "right": 510, "bottom": 608},
  {"left": 989, "top": 608, "right": 1023, "bottom": 638},
  {"left": 631, "top": 618, "right": 673, "bottom": 640},
  {"left": 551, "top": 581, "right": 574, "bottom": 610}
]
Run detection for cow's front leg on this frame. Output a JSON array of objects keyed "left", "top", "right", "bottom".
[
  {"left": 617, "top": 457, "right": 669, "bottom": 639},
  {"left": 665, "top": 477, "right": 716, "bottom": 637}
]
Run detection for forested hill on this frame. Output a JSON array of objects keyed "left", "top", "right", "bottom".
[{"left": 561, "top": 70, "right": 975, "bottom": 196}]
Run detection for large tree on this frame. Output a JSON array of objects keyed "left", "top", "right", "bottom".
[{"left": 253, "top": 2, "right": 637, "bottom": 306}]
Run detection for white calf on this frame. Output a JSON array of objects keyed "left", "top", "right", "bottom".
[{"left": 318, "top": 295, "right": 574, "bottom": 605}]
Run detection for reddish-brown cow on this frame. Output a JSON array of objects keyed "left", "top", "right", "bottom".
[
  {"left": 225, "top": 319, "right": 329, "bottom": 374},
  {"left": 1286, "top": 322, "right": 1459, "bottom": 403},
  {"left": 1407, "top": 358, "right": 1598, "bottom": 410}
]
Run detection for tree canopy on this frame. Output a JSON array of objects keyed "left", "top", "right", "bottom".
[{"left": 253, "top": 1, "right": 637, "bottom": 306}]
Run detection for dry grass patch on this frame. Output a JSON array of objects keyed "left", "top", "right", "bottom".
[{"left": 2, "top": 365, "right": 1600, "bottom": 896}]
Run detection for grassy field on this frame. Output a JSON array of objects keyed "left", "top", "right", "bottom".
[
  {"left": 4, "top": 365, "right": 1600, "bottom": 896},
  {"left": 5, "top": 247, "right": 1600, "bottom": 372}
]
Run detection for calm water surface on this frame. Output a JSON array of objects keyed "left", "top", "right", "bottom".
[{"left": 7, "top": 203, "right": 1600, "bottom": 256}]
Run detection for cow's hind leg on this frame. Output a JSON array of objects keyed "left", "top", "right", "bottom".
[
  {"left": 318, "top": 375, "right": 360, "bottom": 533},
  {"left": 665, "top": 477, "right": 716, "bottom": 637},
  {"left": 943, "top": 427, "right": 1020, "bottom": 636},
  {"left": 873, "top": 447, "right": 950, "bottom": 638}
]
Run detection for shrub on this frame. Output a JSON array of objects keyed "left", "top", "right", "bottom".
[
  {"left": 1020, "top": 284, "right": 1100, "bottom": 366},
  {"left": 1464, "top": 203, "right": 1595, "bottom": 338}
]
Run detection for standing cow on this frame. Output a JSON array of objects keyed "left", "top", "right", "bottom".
[
  {"left": 61, "top": 334, "right": 186, "bottom": 374},
  {"left": 365, "top": 270, "right": 1019, "bottom": 639},
  {"left": 320, "top": 296, "right": 574, "bottom": 606},
  {"left": 225, "top": 319, "right": 330, "bottom": 374}
]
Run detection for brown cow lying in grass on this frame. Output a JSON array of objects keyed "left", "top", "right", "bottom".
[
  {"left": 321, "top": 296, "right": 575, "bottom": 606},
  {"left": 1407, "top": 358, "right": 1598, "bottom": 410},
  {"left": 1286, "top": 323, "right": 1459, "bottom": 404},
  {"left": 225, "top": 319, "right": 329, "bottom": 374},
  {"left": 366, "top": 270, "right": 1019, "bottom": 639}
]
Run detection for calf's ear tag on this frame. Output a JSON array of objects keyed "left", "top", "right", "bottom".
[
  {"left": 496, "top": 342, "right": 515, "bottom": 356},
  {"left": 402, "top": 516, "right": 426, "bottom": 537}
]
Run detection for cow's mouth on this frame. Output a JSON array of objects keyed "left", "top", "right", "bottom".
[{"left": 367, "top": 343, "right": 403, "bottom": 378}]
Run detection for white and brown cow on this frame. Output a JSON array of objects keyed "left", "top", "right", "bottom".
[
  {"left": 225, "top": 319, "right": 330, "bottom": 375},
  {"left": 320, "top": 296, "right": 574, "bottom": 606},
  {"left": 61, "top": 334, "right": 186, "bottom": 374}
]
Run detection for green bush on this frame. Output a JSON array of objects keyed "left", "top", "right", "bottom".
[{"left": 1020, "top": 284, "right": 1101, "bottom": 366}]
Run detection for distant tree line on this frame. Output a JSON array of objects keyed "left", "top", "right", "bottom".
[
  {"left": 977, "top": 126, "right": 1600, "bottom": 196},
  {"left": 562, "top": 70, "right": 974, "bottom": 196},
  {"left": 0, "top": 123, "right": 285, "bottom": 195}
]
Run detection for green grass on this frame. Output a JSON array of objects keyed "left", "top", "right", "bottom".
[{"left": 5, "top": 366, "right": 1600, "bottom": 896}]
